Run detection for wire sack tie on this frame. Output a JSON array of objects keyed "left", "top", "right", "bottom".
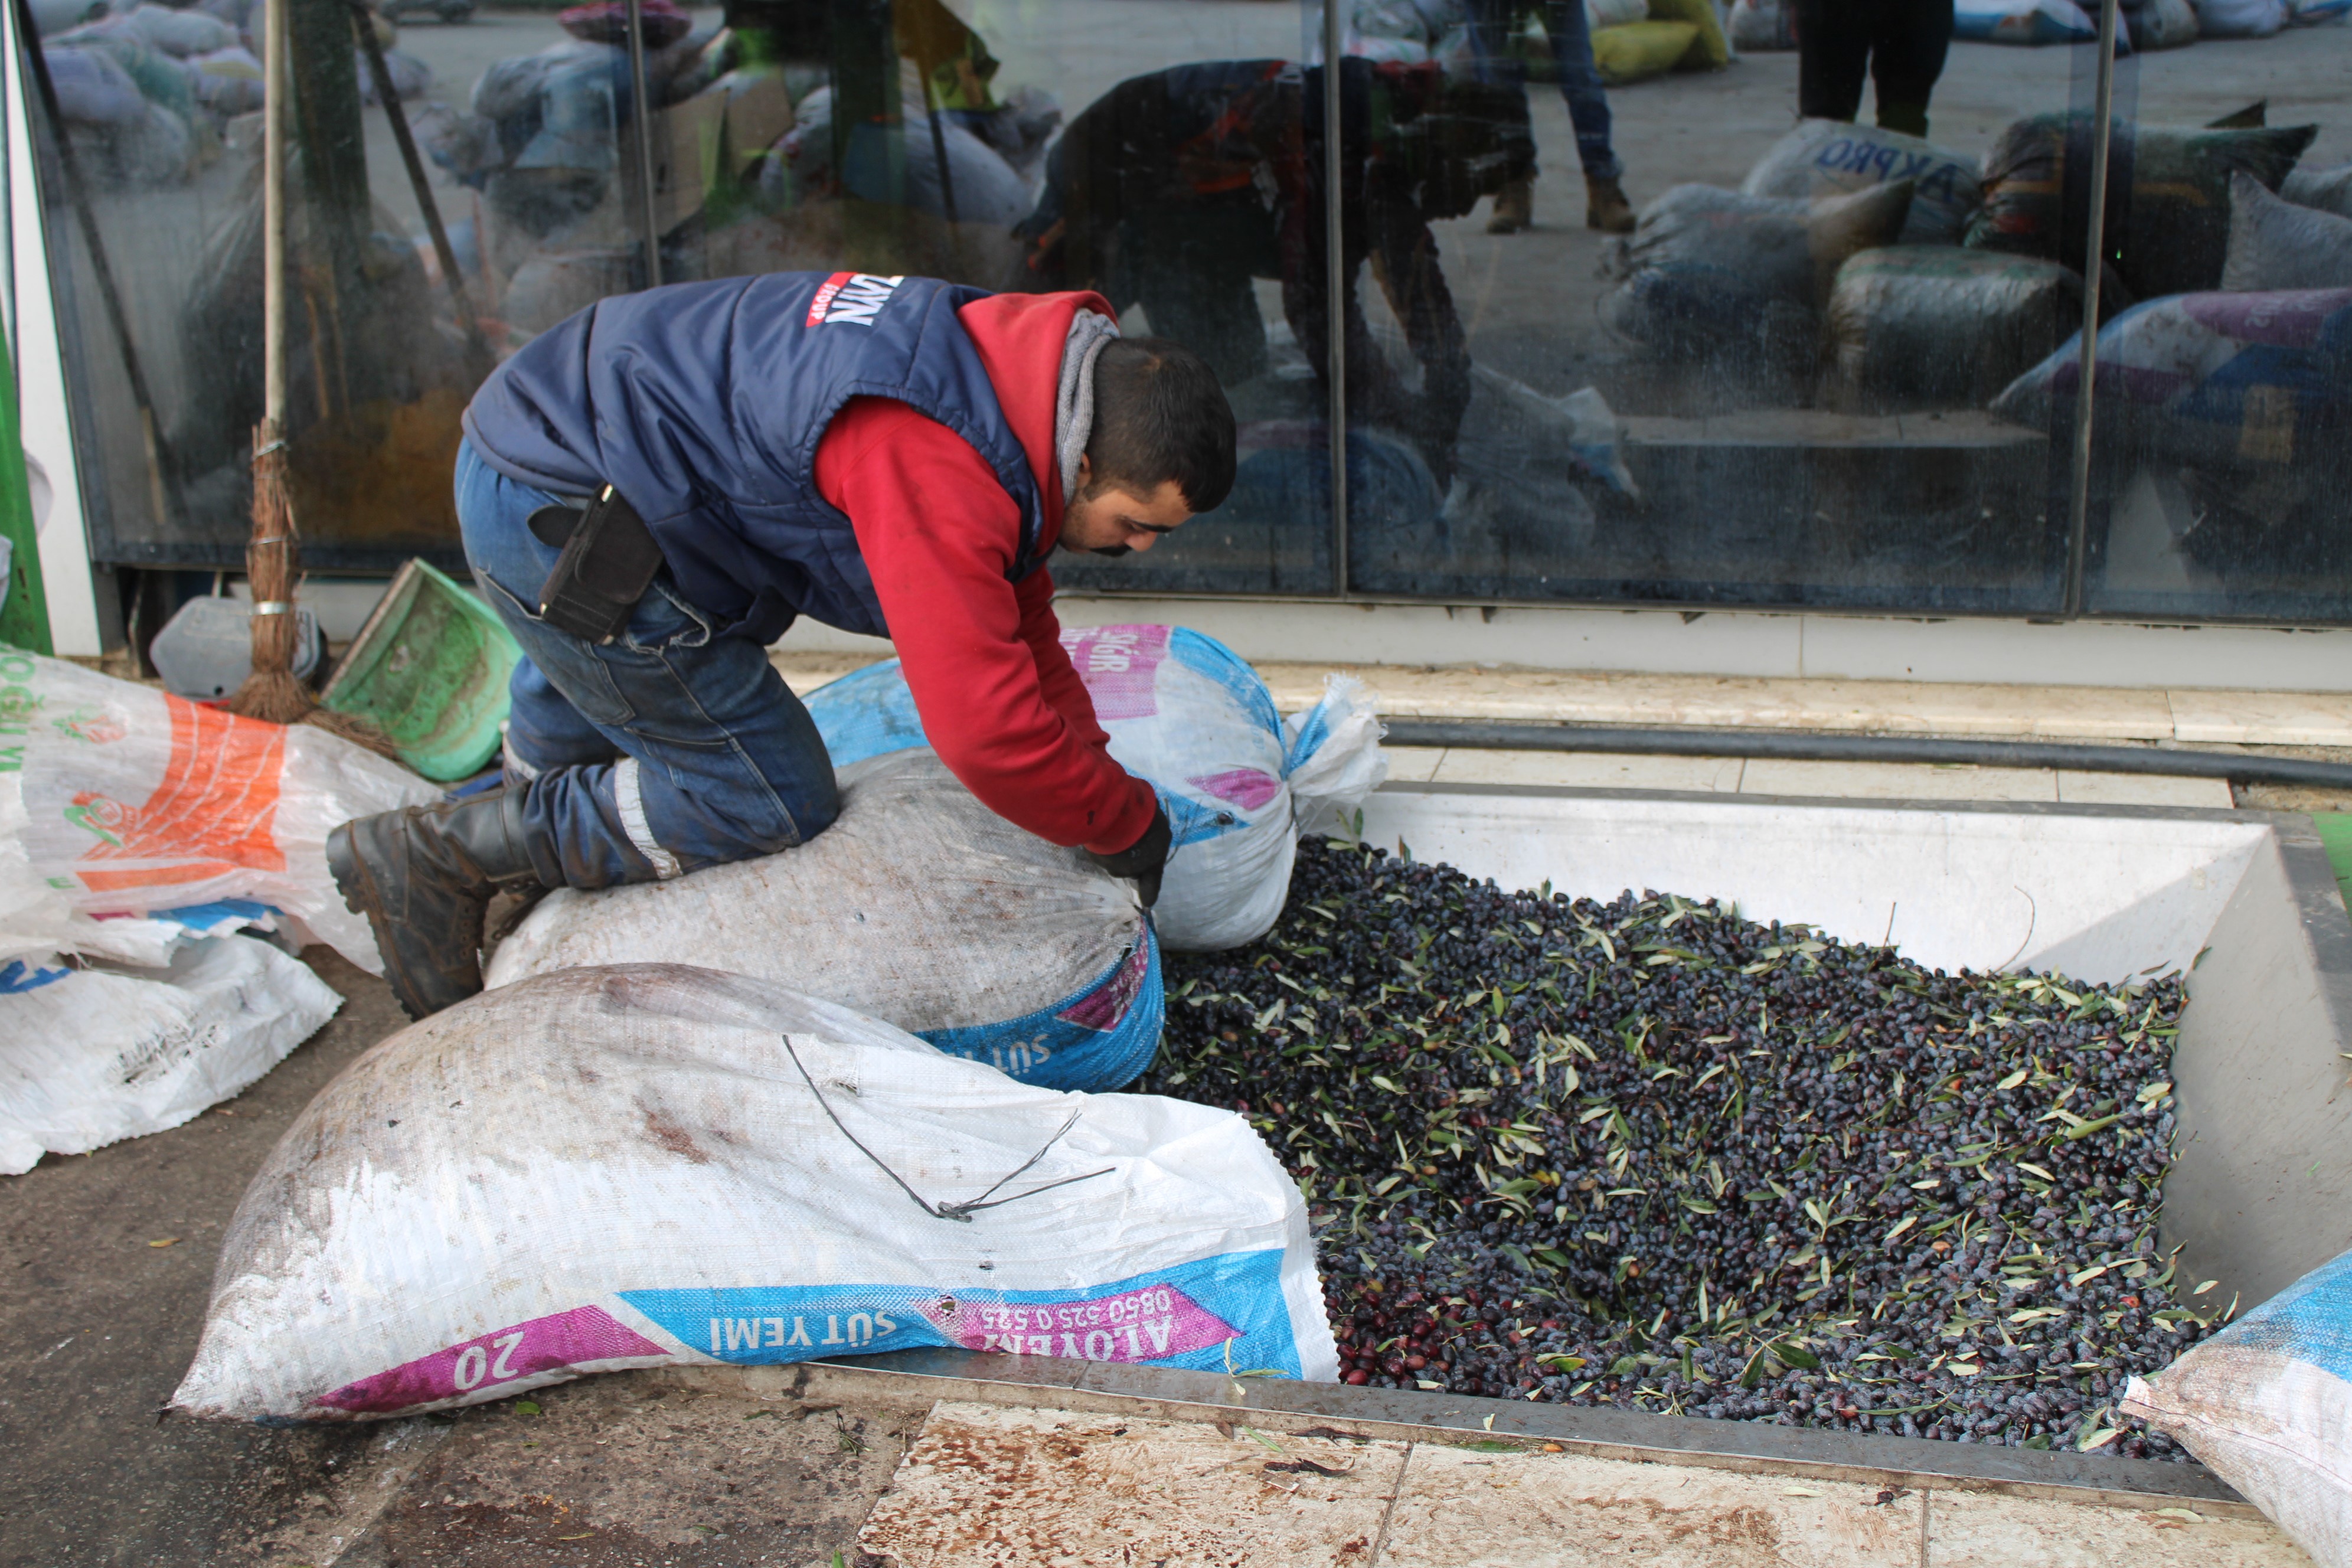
[{"left": 780, "top": 1034, "right": 1112, "bottom": 1222}]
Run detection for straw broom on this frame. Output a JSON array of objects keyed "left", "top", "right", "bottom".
[
  {"left": 227, "top": 0, "right": 395, "bottom": 756},
  {"left": 225, "top": 0, "right": 304, "bottom": 724}
]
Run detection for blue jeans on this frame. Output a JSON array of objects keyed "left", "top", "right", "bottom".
[
  {"left": 1466, "top": 0, "right": 1623, "bottom": 182},
  {"left": 455, "top": 439, "right": 840, "bottom": 889}
]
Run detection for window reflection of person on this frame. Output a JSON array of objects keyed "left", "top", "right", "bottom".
[
  {"left": 1017, "top": 58, "right": 1531, "bottom": 486},
  {"left": 1459, "top": 0, "right": 1635, "bottom": 233},
  {"left": 1794, "top": 0, "right": 1955, "bottom": 138}
]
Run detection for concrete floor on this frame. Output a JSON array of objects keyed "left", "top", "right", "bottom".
[
  {"left": 0, "top": 948, "right": 399, "bottom": 1568},
  {"left": 856, "top": 1402, "right": 2311, "bottom": 1568}
]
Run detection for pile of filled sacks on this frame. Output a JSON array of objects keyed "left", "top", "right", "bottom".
[{"left": 37, "top": 0, "right": 434, "bottom": 188}]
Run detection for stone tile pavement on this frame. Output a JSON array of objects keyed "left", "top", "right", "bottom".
[{"left": 855, "top": 1402, "right": 2311, "bottom": 1568}]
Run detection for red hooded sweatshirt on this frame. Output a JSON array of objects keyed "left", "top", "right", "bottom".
[{"left": 811, "top": 290, "right": 1159, "bottom": 857}]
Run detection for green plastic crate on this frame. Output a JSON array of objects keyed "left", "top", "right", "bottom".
[
  {"left": 2315, "top": 814, "right": 2352, "bottom": 914},
  {"left": 322, "top": 560, "right": 521, "bottom": 782}
]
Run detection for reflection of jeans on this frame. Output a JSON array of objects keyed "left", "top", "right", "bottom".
[
  {"left": 1795, "top": 0, "right": 1954, "bottom": 137},
  {"left": 454, "top": 440, "right": 840, "bottom": 890},
  {"left": 1464, "top": 0, "right": 1622, "bottom": 181}
]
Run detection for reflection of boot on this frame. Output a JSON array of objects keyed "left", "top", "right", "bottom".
[
  {"left": 1586, "top": 177, "right": 1636, "bottom": 234},
  {"left": 1487, "top": 177, "right": 1534, "bottom": 234},
  {"left": 328, "top": 789, "right": 544, "bottom": 1021}
]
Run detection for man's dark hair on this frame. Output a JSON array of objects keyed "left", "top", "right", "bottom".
[{"left": 1084, "top": 337, "right": 1236, "bottom": 514}]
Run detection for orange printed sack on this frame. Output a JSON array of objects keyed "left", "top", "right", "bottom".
[{"left": 1, "top": 646, "right": 437, "bottom": 972}]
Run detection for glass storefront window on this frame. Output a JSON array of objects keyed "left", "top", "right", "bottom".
[
  {"left": 18, "top": 0, "right": 2352, "bottom": 622},
  {"left": 1330, "top": 0, "right": 2129, "bottom": 611},
  {"left": 2079, "top": 44, "right": 2352, "bottom": 622},
  {"left": 26, "top": 0, "right": 625, "bottom": 567},
  {"left": 659, "top": 0, "right": 1336, "bottom": 593}
]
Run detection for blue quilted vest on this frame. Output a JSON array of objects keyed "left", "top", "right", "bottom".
[{"left": 460, "top": 272, "right": 1047, "bottom": 642}]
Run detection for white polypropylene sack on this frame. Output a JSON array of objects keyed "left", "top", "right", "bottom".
[
  {"left": 1061, "top": 630, "right": 1383, "bottom": 950},
  {"left": 117, "top": 2, "right": 236, "bottom": 56},
  {"left": 802, "top": 627, "right": 1388, "bottom": 953},
  {"left": 6, "top": 894, "right": 292, "bottom": 972},
  {"left": 0, "top": 648, "right": 439, "bottom": 973},
  {"left": 2124, "top": 1247, "right": 2352, "bottom": 1568},
  {"left": 767, "top": 86, "right": 1035, "bottom": 228},
  {"left": 487, "top": 750, "right": 1163, "bottom": 1092},
  {"left": 1993, "top": 288, "right": 2352, "bottom": 473},
  {"left": 1305, "top": 0, "right": 1484, "bottom": 66},
  {"left": 2286, "top": 162, "right": 2352, "bottom": 220},
  {"left": 43, "top": 45, "right": 146, "bottom": 126},
  {"left": 1597, "top": 182, "right": 1916, "bottom": 371},
  {"left": 1740, "top": 119, "right": 1981, "bottom": 244},
  {"left": 187, "top": 45, "right": 266, "bottom": 115},
  {"left": 2223, "top": 171, "right": 2352, "bottom": 292},
  {"left": 1727, "top": 0, "right": 1796, "bottom": 48},
  {"left": 28, "top": 0, "right": 104, "bottom": 35},
  {"left": 1952, "top": 0, "right": 2099, "bottom": 41},
  {"left": 0, "top": 936, "right": 341, "bottom": 1175},
  {"left": 2129, "top": 0, "right": 2201, "bottom": 44},
  {"left": 171, "top": 964, "right": 1336, "bottom": 1420},
  {"left": 2194, "top": 0, "right": 2289, "bottom": 32}
]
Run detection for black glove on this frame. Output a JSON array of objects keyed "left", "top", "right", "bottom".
[{"left": 1086, "top": 803, "right": 1172, "bottom": 909}]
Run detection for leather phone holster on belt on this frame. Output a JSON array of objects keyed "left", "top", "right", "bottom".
[{"left": 528, "top": 485, "right": 663, "bottom": 645}]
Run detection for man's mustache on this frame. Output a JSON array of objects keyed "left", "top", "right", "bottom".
[{"left": 1090, "top": 544, "right": 1132, "bottom": 557}]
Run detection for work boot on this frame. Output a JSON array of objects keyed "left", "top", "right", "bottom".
[
  {"left": 1487, "top": 177, "right": 1534, "bottom": 234},
  {"left": 328, "top": 789, "right": 544, "bottom": 1022},
  {"left": 1586, "top": 176, "right": 1636, "bottom": 234}
]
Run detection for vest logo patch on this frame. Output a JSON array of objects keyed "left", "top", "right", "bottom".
[{"left": 807, "top": 272, "right": 905, "bottom": 327}]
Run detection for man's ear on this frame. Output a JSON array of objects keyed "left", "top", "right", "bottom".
[{"left": 1073, "top": 452, "right": 1093, "bottom": 494}]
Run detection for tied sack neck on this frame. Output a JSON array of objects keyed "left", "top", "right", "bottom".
[{"left": 1054, "top": 309, "right": 1120, "bottom": 509}]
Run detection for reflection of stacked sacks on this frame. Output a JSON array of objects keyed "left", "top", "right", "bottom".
[
  {"left": 1529, "top": 0, "right": 1730, "bottom": 83},
  {"left": 43, "top": 5, "right": 228, "bottom": 187},
  {"left": 1964, "top": 113, "right": 2315, "bottom": 299},
  {"left": 757, "top": 77, "right": 1058, "bottom": 230},
  {"left": 1599, "top": 110, "right": 2351, "bottom": 440},
  {"left": 1324, "top": 0, "right": 1729, "bottom": 83},
  {"left": 1818, "top": 250, "right": 2082, "bottom": 414},
  {"left": 1963, "top": 115, "right": 2352, "bottom": 577},
  {"left": 419, "top": 2, "right": 1057, "bottom": 335},
  {"left": 420, "top": 0, "right": 784, "bottom": 332},
  {"left": 419, "top": 0, "right": 714, "bottom": 331},
  {"left": 1740, "top": 0, "right": 2342, "bottom": 58},
  {"left": 1596, "top": 178, "right": 1917, "bottom": 390},
  {"left": 1984, "top": 121, "right": 2352, "bottom": 578},
  {"left": 1990, "top": 163, "right": 2352, "bottom": 574},
  {"left": 1592, "top": 126, "right": 1961, "bottom": 383},
  {"left": 1585, "top": 0, "right": 1729, "bottom": 82},
  {"left": 1941, "top": 0, "right": 2337, "bottom": 49},
  {"left": 39, "top": 0, "right": 433, "bottom": 188}
]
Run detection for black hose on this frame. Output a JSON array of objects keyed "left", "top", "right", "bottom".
[{"left": 1380, "top": 720, "right": 2352, "bottom": 792}]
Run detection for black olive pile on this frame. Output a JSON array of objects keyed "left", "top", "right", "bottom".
[{"left": 1143, "top": 838, "right": 2226, "bottom": 1460}]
